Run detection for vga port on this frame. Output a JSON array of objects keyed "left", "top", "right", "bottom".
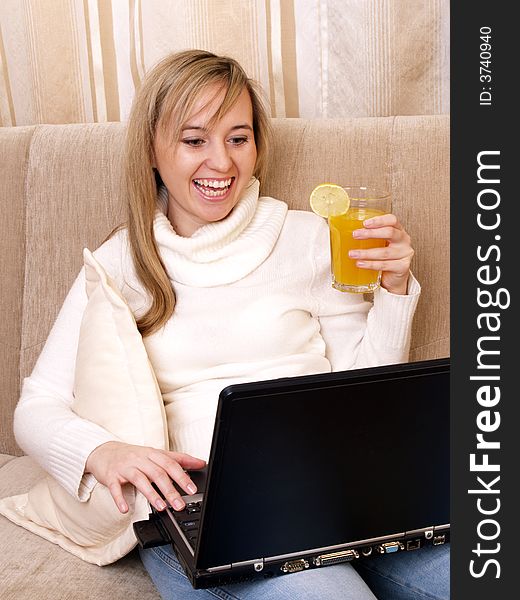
[{"left": 377, "top": 541, "right": 403, "bottom": 554}]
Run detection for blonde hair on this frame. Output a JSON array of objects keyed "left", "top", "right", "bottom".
[{"left": 122, "top": 50, "right": 272, "bottom": 337}]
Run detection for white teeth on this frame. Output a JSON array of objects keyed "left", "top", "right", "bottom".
[
  {"left": 193, "top": 178, "right": 234, "bottom": 197},
  {"left": 194, "top": 178, "right": 232, "bottom": 189},
  {"left": 203, "top": 188, "right": 227, "bottom": 197}
]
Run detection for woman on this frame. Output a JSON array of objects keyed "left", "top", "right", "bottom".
[{"left": 14, "top": 50, "right": 448, "bottom": 599}]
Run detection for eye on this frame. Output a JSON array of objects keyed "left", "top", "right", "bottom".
[
  {"left": 181, "top": 138, "right": 205, "bottom": 147},
  {"left": 228, "top": 136, "right": 249, "bottom": 146}
]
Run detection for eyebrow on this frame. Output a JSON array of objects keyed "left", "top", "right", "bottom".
[{"left": 181, "top": 123, "right": 254, "bottom": 132}]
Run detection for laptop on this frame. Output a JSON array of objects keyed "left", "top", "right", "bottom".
[{"left": 133, "top": 357, "right": 450, "bottom": 589}]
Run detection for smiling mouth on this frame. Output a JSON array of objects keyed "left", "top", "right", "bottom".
[{"left": 193, "top": 177, "right": 235, "bottom": 198}]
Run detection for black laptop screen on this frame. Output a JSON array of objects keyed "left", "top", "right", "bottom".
[{"left": 197, "top": 359, "right": 450, "bottom": 569}]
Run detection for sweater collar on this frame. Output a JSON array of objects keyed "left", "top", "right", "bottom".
[{"left": 153, "top": 178, "right": 288, "bottom": 287}]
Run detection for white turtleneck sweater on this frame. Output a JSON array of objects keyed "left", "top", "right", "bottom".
[{"left": 14, "top": 180, "right": 420, "bottom": 501}]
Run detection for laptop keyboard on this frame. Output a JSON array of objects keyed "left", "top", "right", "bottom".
[{"left": 171, "top": 500, "right": 203, "bottom": 550}]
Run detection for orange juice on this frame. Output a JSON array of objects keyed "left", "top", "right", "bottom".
[{"left": 329, "top": 208, "right": 386, "bottom": 292}]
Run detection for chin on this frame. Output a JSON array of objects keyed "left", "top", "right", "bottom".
[
  {"left": 204, "top": 208, "right": 235, "bottom": 224},
  {"left": 201, "top": 198, "right": 239, "bottom": 222}
]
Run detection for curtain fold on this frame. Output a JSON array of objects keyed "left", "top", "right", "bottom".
[{"left": 0, "top": 0, "right": 449, "bottom": 127}]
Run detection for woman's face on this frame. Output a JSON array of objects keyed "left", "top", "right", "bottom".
[{"left": 154, "top": 84, "right": 257, "bottom": 237}]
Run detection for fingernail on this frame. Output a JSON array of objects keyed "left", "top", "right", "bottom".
[
  {"left": 364, "top": 218, "right": 374, "bottom": 226},
  {"left": 173, "top": 498, "right": 184, "bottom": 510},
  {"left": 357, "top": 261, "right": 367, "bottom": 267},
  {"left": 155, "top": 499, "right": 167, "bottom": 511},
  {"left": 119, "top": 502, "right": 128, "bottom": 513},
  {"left": 187, "top": 483, "right": 197, "bottom": 494},
  {"left": 349, "top": 250, "right": 360, "bottom": 258},
  {"left": 352, "top": 230, "right": 362, "bottom": 238}
]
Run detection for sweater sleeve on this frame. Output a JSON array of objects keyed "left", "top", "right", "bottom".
[
  {"left": 310, "top": 217, "right": 421, "bottom": 371},
  {"left": 13, "top": 244, "right": 125, "bottom": 501}
]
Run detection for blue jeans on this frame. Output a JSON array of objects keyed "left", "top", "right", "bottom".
[{"left": 139, "top": 543, "right": 450, "bottom": 599}]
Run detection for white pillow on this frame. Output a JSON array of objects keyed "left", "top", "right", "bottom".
[{"left": 0, "top": 249, "right": 168, "bottom": 565}]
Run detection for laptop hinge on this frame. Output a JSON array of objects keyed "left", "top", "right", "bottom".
[
  {"left": 405, "top": 526, "right": 435, "bottom": 540},
  {"left": 231, "top": 558, "right": 265, "bottom": 572}
]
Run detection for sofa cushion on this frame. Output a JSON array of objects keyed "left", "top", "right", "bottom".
[
  {"left": 0, "top": 126, "right": 35, "bottom": 458},
  {"left": 73, "top": 248, "right": 168, "bottom": 447},
  {"left": 0, "top": 454, "right": 15, "bottom": 470},
  {"left": 0, "top": 250, "right": 168, "bottom": 566},
  {"left": 0, "top": 457, "right": 159, "bottom": 600}
]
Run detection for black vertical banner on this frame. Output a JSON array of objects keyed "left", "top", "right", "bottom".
[{"left": 451, "top": 3, "right": 516, "bottom": 599}]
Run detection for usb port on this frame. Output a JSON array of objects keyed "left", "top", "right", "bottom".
[{"left": 433, "top": 535, "right": 446, "bottom": 546}]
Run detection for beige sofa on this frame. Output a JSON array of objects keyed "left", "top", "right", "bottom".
[{"left": 0, "top": 116, "right": 449, "bottom": 599}]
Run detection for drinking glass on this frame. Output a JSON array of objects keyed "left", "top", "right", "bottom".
[{"left": 328, "top": 187, "right": 391, "bottom": 293}]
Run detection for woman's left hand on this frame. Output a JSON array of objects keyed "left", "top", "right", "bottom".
[{"left": 349, "top": 213, "right": 414, "bottom": 295}]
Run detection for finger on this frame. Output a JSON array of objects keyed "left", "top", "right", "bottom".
[
  {"left": 355, "top": 258, "right": 411, "bottom": 274},
  {"left": 349, "top": 246, "right": 413, "bottom": 262},
  {"left": 125, "top": 467, "right": 170, "bottom": 512},
  {"left": 150, "top": 452, "right": 199, "bottom": 495},
  {"left": 108, "top": 480, "right": 129, "bottom": 514},
  {"left": 362, "top": 213, "right": 401, "bottom": 229},
  {"left": 138, "top": 460, "right": 187, "bottom": 511},
  {"left": 171, "top": 452, "right": 207, "bottom": 469},
  {"left": 149, "top": 469, "right": 187, "bottom": 511},
  {"left": 353, "top": 226, "right": 405, "bottom": 242}
]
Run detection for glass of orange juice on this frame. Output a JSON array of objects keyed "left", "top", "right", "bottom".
[{"left": 328, "top": 187, "right": 391, "bottom": 293}]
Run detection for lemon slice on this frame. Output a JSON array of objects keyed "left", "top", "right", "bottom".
[{"left": 309, "top": 183, "right": 350, "bottom": 218}]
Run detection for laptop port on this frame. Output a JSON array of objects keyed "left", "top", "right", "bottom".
[
  {"left": 433, "top": 535, "right": 446, "bottom": 546},
  {"left": 406, "top": 539, "right": 421, "bottom": 551},
  {"left": 377, "top": 541, "right": 403, "bottom": 554},
  {"left": 281, "top": 559, "right": 309, "bottom": 573},
  {"left": 314, "top": 549, "right": 359, "bottom": 566},
  {"left": 361, "top": 547, "right": 373, "bottom": 557}
]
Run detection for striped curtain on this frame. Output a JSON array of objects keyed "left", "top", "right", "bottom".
[{"left": 0, "top": 0, "right": 449, "bottom": 126}]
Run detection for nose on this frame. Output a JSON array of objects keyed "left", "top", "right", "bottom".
[{"left": 205, "top": 141, "right": 233, "bottom": 172}]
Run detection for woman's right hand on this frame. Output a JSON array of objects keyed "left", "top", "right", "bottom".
[{"left": 85, "top": 441, "right": 206, "bottom": 514}]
